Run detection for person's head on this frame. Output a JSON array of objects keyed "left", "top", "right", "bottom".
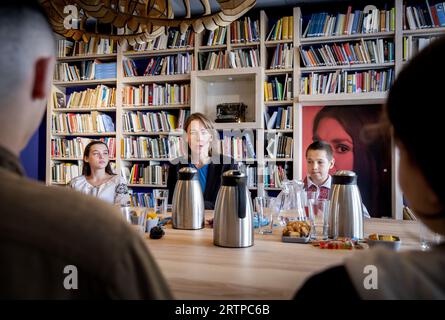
[
  {"left": 385, "top": 36, "right": 445, "bottom": 232},
  {"left": 305, "top": 141, "right": 335, "bottom": 185},
  {"left": 313, "top": 106, "right": 382, "bottom": 174},
  {"left": 82, "top": 141, "right": 114, "bottom": 176},
  {"left": 184, "top": 113, "right": 215, "bottom": 163},
  {"left": 0, "top": 1, "right": 55, "bottom": 156},
  {"left": 312, "top": 105, "right": 391, "bottom": 217}
]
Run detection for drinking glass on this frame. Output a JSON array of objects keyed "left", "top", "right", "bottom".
[
  {"left": 254, "top": 196, "right": 273, "bottom": 234},
  {"left": 153, "top": 189, "right": 169, "bottom": 215},
  {"left": 120, "top": 206, "right": 147, "bottom": 233},
  {"left": 311, "top": 199, "right": 330, "bottom": 240},
  {"left": 419, "top": 222, "right": 443, "bottom": 251}
]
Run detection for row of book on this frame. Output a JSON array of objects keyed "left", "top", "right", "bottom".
[
  {"left": 199, "top": 51, "right": 227, "bottom": 70},
  {"left": 204, "top": 26, "right": 227, "bottom": 46},
  {"left": 121, "top": 136, "right": 186, "bottom": 159},
  {"left": 129, "top": 191, "right": 155, "bottom": 208},
  {"left": 122, "top": 83, "right": 190, "bottom": 107},
  {"left": 303, "top": 6, "right": 395, "bottom": 38},
  {"left": 266, "top": 16, "right": 294, "bottom": 41},
  {"left": 122, "top": 111, "right": 179, "bottom": 133},
  {"left": 404, "top": 1, "right": 445, "bottom": 30},
  {"left": 51, "top": 137, "right": 116, "bottom": 159},
  {"left": 51, "top": 162, "right": 82, "bottom": 184},
  {"left": 403, "top": 35, "right": 439, "bottom": 61},
  {"left": 52, "top": 112, "right": 115, "bottom": 134},
  {"left": 57, "top": 38, "right": 116, "bottom": 57},
  {"left": 230, "top": 17, "right": 260, "bottom": 43},
  {"left": 129, "top": 29, "right": 195, "bottom": 51},
  {"left": 269, "top": 43, "right": 294, "bottom": 69},
  {"left": 221, "top": 133, "right": 256, "bottom": 160},
  {"left": 264, "top": 106, "right": 293, "bottom": 130},
  {"left": 299, "top": 39, "right": 394, "bottom": 67},
  {"left": 245, "top": 165, "right": 257, "bottom": 188},
  {"left": 264, "top": 75, "right": 293, "bottom": 101},
  {"left": 55, "top": 86, "right": 116, "bottom": 110},
  {"left": 54, "top": 60, "right": 116, "bottom": 81},
  {"left": 123, "top": 53, "right": 194, "bottom": 77},
  {"left": 124, "top": 163, "right": 169, "bottom": 186},
  {"left": 300, "top": 69, "right": 394, "bottom": 95},
  {"left": 228, "top": 49, "right": 260, "bottom": 68},
  {"left": 263, "top": 163, "right": 290, "bottom": 188},
  {"left": 265, "top": 134, "right": 293, "bottom": 158}
]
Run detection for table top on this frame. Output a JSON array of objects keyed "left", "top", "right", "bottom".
[{"left": 144, "top": 215, "right": 420, "bottom": 300}]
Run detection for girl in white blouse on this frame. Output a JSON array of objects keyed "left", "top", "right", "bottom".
[{"left": 69, "top": 141, "right": 130, "bottom": 207}]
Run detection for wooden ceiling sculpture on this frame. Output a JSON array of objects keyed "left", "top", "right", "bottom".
[{"left": 40, "top": 0, "right": 256, "bottom": 45}]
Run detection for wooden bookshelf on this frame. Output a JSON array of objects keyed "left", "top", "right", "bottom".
[
  {"left": 122, "top": 158, "right": 172, "bottom": 161},
  {"left": 121, "top": 131, "right": 184, "bottom": 136},
  {"left": 53, "top": 79, "right": 117, "bottom": 87},
  {"left": 51, "top": 157, "right": 116, "bottom": 161},
  {"left": 122, "top": 104, "right": 190, "bottom": 111},
  {"left": 264, "top": 100, "right": 294, "bottom": 106},
  {"left": 265, "top": 39, "right": 293, "bottom": 47},
  {"left": 122, "top": 74, "right": 190, "bottom": 84},
  {"left": 198, "top": 44, "right": 227, "bottom": 51},
  {"left": 300, "top": 31, "right": 396, "bottom": 45},
  {"left": 47, "top": 1, "right": 417, "bottom": 216},
  {"left": 300, "top": 62, "right": 395, "bottom": 72},
  {"left": 297, "top": 92, "right": 388, "bottom": 106},
  {"left": 265, "top": 68, "right": 293, "bottom": 75},
  {"left": 128, "top": 184, "right": 168, "bottom": 188},
  {"left": 51, "top": 132, "right": 117, "bottom": 137},
  {"left": 264, "top": 158, "right": 294, "bottom": 162},
  {"left": 52, "top": 107, "right": 117, "bottom": 113},
  {"left": 123, "top": 47, "right": 194, "bottom": 58},
  {"left": 57, "top": 53, "right": 117, "bottom": 62}
]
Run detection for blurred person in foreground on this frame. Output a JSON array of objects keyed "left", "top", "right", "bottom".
[
  {"left": 295, "top": 36, "right": 445, "bottom": 299},
  {"left": 0, "top": 1, "right": 171, "bottom": 299}
]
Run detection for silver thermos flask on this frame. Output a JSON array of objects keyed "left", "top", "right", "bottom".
[
  {"left": 213, "top": 170, "right": 254, "bottom": 248},
  {"left": 328, "top": 170, "right": 364, "bottom": 239},
  {"left": 171, "top": 167, "right": 205, "bottom": 230}
]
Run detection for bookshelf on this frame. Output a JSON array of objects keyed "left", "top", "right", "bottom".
[{"left": 46, "top": 0, "right": 445, "bottom": 217}]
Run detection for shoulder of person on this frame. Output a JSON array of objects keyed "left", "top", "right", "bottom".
[
  {"left": 112, "top": 174, "right": 127, "bottom": 184},
  {"left": 69, "top": 175, "right": 86, "bottom": 187},
  {"left": 1, "top": 174, "right": 141, "bottom": 265}
]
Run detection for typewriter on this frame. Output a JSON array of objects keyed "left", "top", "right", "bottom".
[{"left": 215, "top": 103, "right": 247, "bottom": 123}]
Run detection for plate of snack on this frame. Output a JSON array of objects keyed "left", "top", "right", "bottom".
[
  {"left": 366, "top": 233, "right": 401, "bottom": 251},
  {"left": 282, "top": 220, "right": 311, "bottom": 243},
  {"left": 312, "top": 238, "right": 367, "bottom": 250}
]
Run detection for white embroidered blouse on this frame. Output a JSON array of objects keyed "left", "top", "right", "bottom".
[{"left": 69, "top": 175, "right": 130, "bottom": 207}]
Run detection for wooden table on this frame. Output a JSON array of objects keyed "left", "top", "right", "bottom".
[{"left": 144, "top": 215, "right": 421, "bottom": 299}]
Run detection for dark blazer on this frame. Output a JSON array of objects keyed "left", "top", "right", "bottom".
[{"left": 167, "top": 154, "right": 238, "bottom": 209}]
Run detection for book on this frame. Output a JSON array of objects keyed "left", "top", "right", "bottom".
[{"left": 53, "top": 92, "right": 66, "bottom": 109}]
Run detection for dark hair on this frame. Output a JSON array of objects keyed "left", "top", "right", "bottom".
[
  {"left": 312, "top": 105, "right": 391, "bottom": 217},
  {"left": 306, "top": 140, "right": 333, "bottom": 160},
  {"left": 82, "top": 141, "right": 114, "bottom": 176},
  {"left": 386, "top": 36, "right": 445, "bottom": 206}
]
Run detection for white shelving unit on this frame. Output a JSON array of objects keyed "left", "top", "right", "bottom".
[{"left": 46, "top": 0, "right": 445, "bottom": 216}]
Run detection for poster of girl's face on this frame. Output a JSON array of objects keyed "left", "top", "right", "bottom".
[{"left": 302, "top": 105, "right": 392, "bottom": 218}]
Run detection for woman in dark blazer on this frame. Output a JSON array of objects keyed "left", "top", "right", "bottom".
[{"left": 167, "top": 113, "right": 238, "bottom": 209}]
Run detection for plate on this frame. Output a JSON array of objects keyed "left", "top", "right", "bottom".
[{"left": 282, "top": 235, "right": 311, "bottom": 243}]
